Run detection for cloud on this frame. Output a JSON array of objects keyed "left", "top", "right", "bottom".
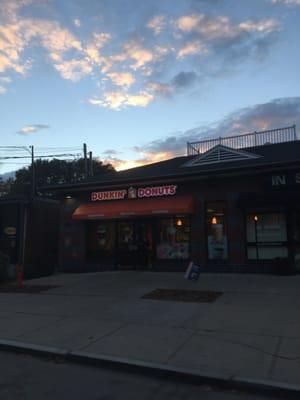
[
  {"left": 175, "top": 14, "right": 280, "bottom": 40},
  {"left": 0, "top": 1, "right": 284, "bottom": 111},
  {"left": 17, "top": 124, "right": 50, "bottom": 135},
  {"left": 107, "top": 72, "right": 135, "bottom": 87},
  {"left": 102, "top": 152, "right": 173, "bottom": 171},
  {"left": 0, "top": 76, "right": 11, "bottom": 83},
  {"left": 100, "top": 156, "right": 144, "bottom": 171},
  {"left": 0, "top": 75, "right": 11, "bottom": 94},
  {"left": 147, "top": 81, "right": 173, "bottom": 97},
  {"left": 89, "top": 90, "right": 154, "bottom": 110},
  {"left": 147, "top": 15, "right": 166, "bottom": 35},
  {"left": 102, "top": 149, "right": 122, "bottom": 155},
  {"left": 171, "top": 71, "right": 198, "bottom": 88},
  {"left": 0, "top": 16, "right": 84, "bottom": 78},
  {"left": 0, "top": 0, "right": 33, "bottom": 20},
  {"left": 131, "top": 97, "right": 300, "bottom": 158},
  {"left": 271, "top": 0, "right": 300, "bottom": 4},
  {"left": 147, "top": 70, "right": 198, "bottom": 98},
  {"left": 123, "top": 40, "right": 154, "bottom": 70},
  {"left": 177, "top": 40, "right": 209, "bottom": 59},
  {"left": 52, "top": 58, "right": 93, "bottom": 81}
]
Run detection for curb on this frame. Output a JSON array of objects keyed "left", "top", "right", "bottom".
[{"left": 1, "top": 339, "right": 300, "bottom": 399}]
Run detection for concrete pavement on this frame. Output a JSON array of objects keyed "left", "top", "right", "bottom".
[
  {"left": 0, "top": 271, "right": 300, "bottom": 392},
  {"left": 0, "top": 351, "right": 276, "bottom": 400}
]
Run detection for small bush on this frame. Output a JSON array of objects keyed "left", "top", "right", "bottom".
[{"left": 0, "top": 252, "right": 9, "bottom": 282}]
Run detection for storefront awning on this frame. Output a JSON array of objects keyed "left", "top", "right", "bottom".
[{"left": 72, "top": 196, "right": 194, "bottom": 220}]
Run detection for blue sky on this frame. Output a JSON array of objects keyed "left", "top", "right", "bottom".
[{"left": 0, "top": 0, "right": 300, "bottom": 173}]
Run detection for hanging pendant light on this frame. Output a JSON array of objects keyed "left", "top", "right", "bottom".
[{"left": 176, "top": 218, "right": 183, "bottom": 226}]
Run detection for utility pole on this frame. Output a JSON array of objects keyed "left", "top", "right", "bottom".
[
  {"left": 83, "top": 143, "right": 88, "bottom": 179},
  {"left": 31, "top": 145, "right": 35, "bottom": 197},
  {"left": 89, "top": 151, "right": 93, "bottom": 177}
]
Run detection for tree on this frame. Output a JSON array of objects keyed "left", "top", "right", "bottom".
[
  {"left": 8, "top": 158, "right": 115, "bottom": 196},
  {"left": 0, "top": 178, "right": 13, "bottom": 198}
]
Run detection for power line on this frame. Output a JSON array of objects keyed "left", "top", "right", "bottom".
[{"left": 0, "top": 153, "right": 81, "bottom": 160}]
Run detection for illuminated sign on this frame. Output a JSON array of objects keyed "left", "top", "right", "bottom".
[
  {"left": 138, "top": 185, "right": 177, "bottom": 198},
  {"left": 91, "top": 190, "right": 126, "bottom": 201},
  {"left": 91, "top": 185, "right": 177, "bottom": 201}
]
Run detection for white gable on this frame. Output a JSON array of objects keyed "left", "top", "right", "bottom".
[{"left": 183, "top": 144, "right": 261, "bottom": 167}]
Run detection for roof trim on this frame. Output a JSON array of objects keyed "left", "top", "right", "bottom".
[
  {"left": 183, "top": 144, "right": 261, "bottom": 167},
  {"left": 39, "top": 159, "right": 300, "bottom": 194}
]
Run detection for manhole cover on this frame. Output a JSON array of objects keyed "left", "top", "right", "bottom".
[
  {"left": 142, "top": 288, "right": 222, "bottom": 303},
  {"left": 0, "top": 284, "right": 60, "bottom": 294}
]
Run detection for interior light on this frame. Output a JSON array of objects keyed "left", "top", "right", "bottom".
[
  {"left": 66, "top": 195, "right": 72, "bottom": 199},
  {"left": 211, "top": 216, "right": 217, "bottom": 225},
  {"left": 254, "top": 215, "right": 258, "bottom": 222},
  {"left": 176, "top": 218, "right": 183, "bottom": 227}
]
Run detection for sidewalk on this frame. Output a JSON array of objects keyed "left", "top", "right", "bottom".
[{"left": 0, "top": 271, "right": 300, "bottom": 391}]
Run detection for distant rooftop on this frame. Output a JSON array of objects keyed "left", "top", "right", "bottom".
[{"left": 187, "top": 125, "right": 297, "bottom": 156}]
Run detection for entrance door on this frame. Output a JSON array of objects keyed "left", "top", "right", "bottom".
[{"left": 117, "top": 220, "right": 152, "bottom": 269}]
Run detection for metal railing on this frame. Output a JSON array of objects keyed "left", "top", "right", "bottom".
[{"left": 187, "top": 125, "right": 297, "bottom": 155}]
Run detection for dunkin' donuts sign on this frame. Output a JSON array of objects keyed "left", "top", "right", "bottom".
[{"left": 91, "top": 185, "right": 177, "bottom": 201}]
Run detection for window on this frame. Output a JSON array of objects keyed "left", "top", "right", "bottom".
[
  {"left": 87, "top": 221, "right": 114, "bottom": 259},
  {"left": 206, "top": 203, "right": 228, "bottom": 260},
  {"left": 118, "top": 221, "right": 134, "bottom": 246},
  {"left": 246, "top": 213, "right": 288, "bottom": 260},
  {"left": 156, "top": 216, "right": 190, "bottom": 259},
  {"left": 289, "top": 212, "right": 300, "bottom": 268}
]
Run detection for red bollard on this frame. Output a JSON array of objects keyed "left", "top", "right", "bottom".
[{"left": 16, "top": 264, "right": 23, "bottom": 288}]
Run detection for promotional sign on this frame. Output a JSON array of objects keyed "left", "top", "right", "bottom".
[
  {"left": 185, "top": 262, "right": 201, "bottom": 281},
  {"left": 91, "top": 185, "right": 177, "bottom": 201},
  {"left": 4, "top": 227, "right": 17, "bottom": 236}
]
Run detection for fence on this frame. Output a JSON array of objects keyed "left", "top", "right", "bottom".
[{"left": 187, "top": 125, "right": 297, "bottom": 155}]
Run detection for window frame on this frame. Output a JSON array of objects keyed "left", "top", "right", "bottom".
[
  {"left": 205, "top": 201, "right": 229, "bottom": 263},
  {"left": 155, "top": 215, "right": 191, "bottom": 261},
  {"left": 245, "top": 211, "right": 289, "bottom": 261}
]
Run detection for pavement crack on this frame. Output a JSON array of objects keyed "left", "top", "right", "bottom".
[
  {"left": 77, "top": 323, "right": 129, "bottom": 351},
  {"left": 165, "top": 330, "right": 196, "bottom": 364},
  {"left": 194, "top": 332, "right": 300, "bottom": 361},
  {"left": 267, "top": 336, "right": 283, "bottom": 379}
]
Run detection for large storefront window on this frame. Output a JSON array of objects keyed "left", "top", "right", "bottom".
[
  {"left": 206, "top": 203, "right": 228, "bottom": 260},
  {"left": 156, "top": 216, "right": 190, "bottom": 260},
  {"left": 246, "top": 213, "right": 288, "bottom": 260},
  {"left": 118, "top": 221, "right": 134, "bottom": 246},
  {"left": 87, "top": 221, "right": 114, "bottom": 260}
]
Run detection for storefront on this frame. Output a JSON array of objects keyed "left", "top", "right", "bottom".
[
  {"left": 45, "top": 126, "right": 300, "bottom": 274},
  {"left": 0, "top": 196, "right": 59, "bottom": 278}
]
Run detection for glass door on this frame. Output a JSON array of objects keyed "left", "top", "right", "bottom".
[
  {"left": 135, "top": 220, "right": 152, "bottom": 269},
  {"left": 117, "top": 220, "right": 153, "bottom": 269},
  {"left": 117, "top": 221, "right": 135, "bottom": 268}
]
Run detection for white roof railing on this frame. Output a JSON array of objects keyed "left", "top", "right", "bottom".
[{"left": 187, "top": 125, "right": 297, "bottom": 156}]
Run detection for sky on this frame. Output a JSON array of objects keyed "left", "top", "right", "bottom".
[{"left": 0, "top": 0, "right": 300, "bottom": 174}]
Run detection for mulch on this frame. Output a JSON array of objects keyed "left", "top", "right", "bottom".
[
  {"left": 141, "top": 288, "right": 223, "bottom": 303},
  {"left": 0, "top": 284, "right": 60, "bottom": 294}
]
